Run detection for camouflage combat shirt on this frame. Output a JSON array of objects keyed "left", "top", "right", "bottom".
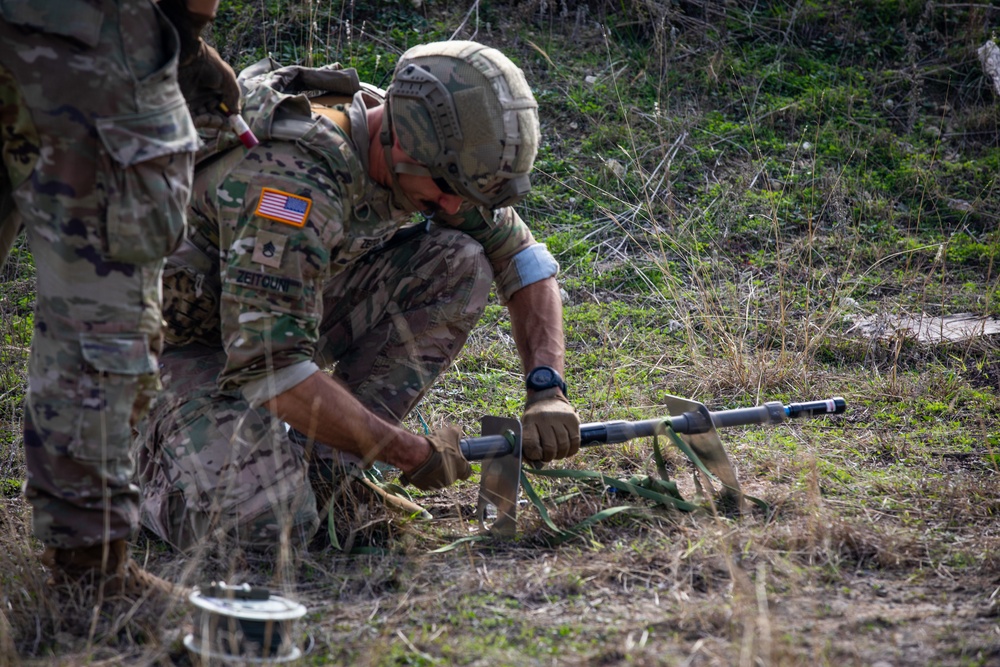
[{"left": 179, "top": 62, "right": 537, "bottom": 404}]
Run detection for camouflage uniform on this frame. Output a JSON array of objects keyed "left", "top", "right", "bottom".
[
  {"left": 0, "top": 0, "right": 197, "bottom": 549},
  {"left": 135, "top": 59, "right": 544, "bottom": 551}
]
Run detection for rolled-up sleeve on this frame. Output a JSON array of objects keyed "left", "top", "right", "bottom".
[
  {"left": 241, "top": 359, "right": 320, "bottom": 408},
  {"left": 438, "top": 206, "right": 534, "bottom": 268}
]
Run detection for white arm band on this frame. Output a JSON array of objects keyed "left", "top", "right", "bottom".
[
  {"left": 495, "top": 243, "right": 560, "bottom": 304},
  {"left": 242, "top": 360, "right": 320, "bottom": 408}
]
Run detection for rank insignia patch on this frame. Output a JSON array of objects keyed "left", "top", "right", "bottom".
[
  {"left": 252, "top": 229, "right": 287, "bottom": 268},
  {"left": 255, "top": 187, "right": 312, "bottom": 227}
]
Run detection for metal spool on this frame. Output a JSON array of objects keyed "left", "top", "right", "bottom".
[{"left": 184, "top": 583, "right": 307, "bottom": 666}]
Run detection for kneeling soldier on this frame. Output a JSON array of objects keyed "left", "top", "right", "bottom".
[{"left": 136, "top": 41, "right": 581, "bottom": 552}]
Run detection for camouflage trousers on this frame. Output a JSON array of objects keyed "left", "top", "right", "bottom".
[
  {"left": 0, "top": 0, "right": 196, "bottom": 549},
  {"left": 134, "top": 226, "right": 492, "bottom": 552}
]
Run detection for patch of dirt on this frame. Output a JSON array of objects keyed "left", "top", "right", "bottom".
[{"left": 279, "top": 517, "right": 1000, "bottom": 666}]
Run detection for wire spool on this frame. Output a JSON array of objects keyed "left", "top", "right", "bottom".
[{"left": 184, "top": 583, "right": 307, "bottom": 666}]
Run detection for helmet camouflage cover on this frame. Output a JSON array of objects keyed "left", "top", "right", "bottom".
[{"left": 387, "top": 40, "right": 540, "bottom": 210}]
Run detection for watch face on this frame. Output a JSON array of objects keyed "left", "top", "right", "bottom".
[
  {"left": 527, "top": 366, "right": 566, "bottom": 396},
  {"left": 531, "top": 368, "right": 554, "bottom": 385}
]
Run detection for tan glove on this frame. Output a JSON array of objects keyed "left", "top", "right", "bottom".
[
  {"left": 521, "top": 388, "right": 581, "bottom": 463},
  {"left": 158, "top": 0, "right": 241, "bottom": 115},
  {"left": 178, "top": 41, "right": 242, "bottom": 118},
  {"left": 401, "top": 426, "right": 472, "bottom": 491}
]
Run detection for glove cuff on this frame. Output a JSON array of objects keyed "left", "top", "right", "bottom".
[
  {"left": 399, "top": 426, "right": 469, "bottom": 491},
  {"left": 526, "top": 386, "right": 569, "bottom": 407},
  {"left": 399, "top": 449, "right": 438, "bottom": 489}
]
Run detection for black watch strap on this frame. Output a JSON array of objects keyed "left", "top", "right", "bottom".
[{"left": 525, "top": 365, "right": 567, "bottom": 397}]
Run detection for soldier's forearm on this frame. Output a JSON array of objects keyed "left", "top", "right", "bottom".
[
  {"left": 264, "top": 371, "right": 431, "bottom": 473},
  {"left": 507, "top": 277, "right": 566, "bottom": 379}
]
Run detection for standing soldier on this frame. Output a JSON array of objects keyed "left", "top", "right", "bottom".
[
  {"left": 136, "top": 41, "right": 582, "bottom": 552},
  {"left": 0, "top": 0, "right": 238, "bottom": 603}
]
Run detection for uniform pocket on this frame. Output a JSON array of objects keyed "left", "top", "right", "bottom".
[
  {"left": 70, "top": 333, "right": 157, "bottom": 462},
  {"left": 95, "top": 100, "right": 197, "bottom": 264}
]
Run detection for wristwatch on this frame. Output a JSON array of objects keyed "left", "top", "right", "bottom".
[{"left": 525, "top": 366, "right": 567, "bottom": 397}]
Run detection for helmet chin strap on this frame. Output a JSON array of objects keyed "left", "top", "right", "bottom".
[{"left": 379, "top": 107, "right": 427, "bottom": 215}]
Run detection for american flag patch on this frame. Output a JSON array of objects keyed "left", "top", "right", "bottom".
[{"left": 254, "top": 188, "right": 312, "bottom": 227}]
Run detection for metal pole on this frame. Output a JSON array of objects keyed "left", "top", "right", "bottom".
[{"left": 460, "top": 396, "right": 845, "bottom": 461}]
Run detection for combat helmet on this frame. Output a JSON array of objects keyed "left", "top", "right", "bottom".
[{"left": 381, "top": 40, "right": 540, "bottom": 210}]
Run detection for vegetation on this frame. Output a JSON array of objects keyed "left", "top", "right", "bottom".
[{"left": 1, "top": 0, "right": 998, "bottom": 664}]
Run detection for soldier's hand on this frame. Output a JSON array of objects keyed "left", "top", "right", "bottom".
[
  {"left": 521, "top": 388, "right": 581, "bottom": 464},
  {"left": 158, "top": 0, "right": 241, "bottom": 115},
  {"left": 401, "top": 426, "right": 471, "bottom": 491},
  {"left": 178, "top": 41, "right": 241, "bottom": 118}
]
